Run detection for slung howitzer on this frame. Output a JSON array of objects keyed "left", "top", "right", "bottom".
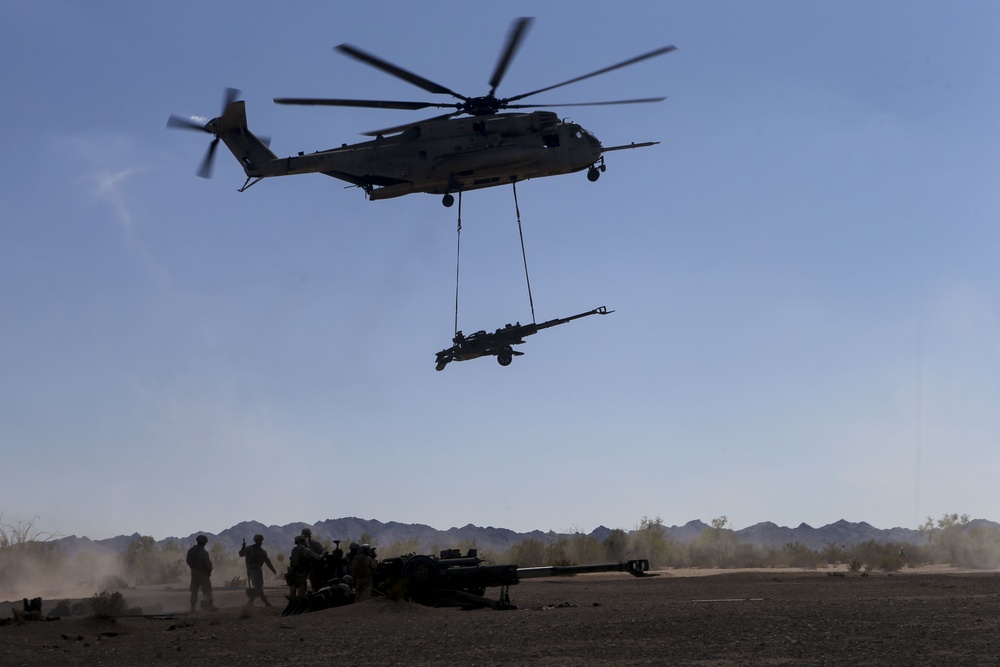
[{"left": 435, "top": 305, "right": 613, "bottom": 370}]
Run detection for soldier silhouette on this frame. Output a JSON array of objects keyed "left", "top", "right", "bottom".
[{"left": 239, "top": 534, "right": 277, "bottom": 606}]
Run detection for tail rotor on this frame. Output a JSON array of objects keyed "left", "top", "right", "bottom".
[{"left": 166, "top": 88, "right": 241, "bottom": 179}]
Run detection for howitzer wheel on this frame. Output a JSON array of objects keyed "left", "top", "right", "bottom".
[
  {"left": 401, "top": 555, "right": 439, "bottom": 590},
  {"left": 497, "top": 347, "right": 514, "bottom": 366}
]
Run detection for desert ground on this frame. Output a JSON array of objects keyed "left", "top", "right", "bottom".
[{"left": 3, "top": 566, "right": 999, "bottom": 666}]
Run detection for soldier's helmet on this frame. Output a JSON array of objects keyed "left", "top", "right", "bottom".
[
  {"left": 301, "top": 528, "right": 312, "bottom": 537},
  {"left": 349, "top": 542, "right": 359, "bottom": 552},
  {"left": 196, "top": 534, "right": 208, "bottom": 544},
  {"left": 294, "top": 535, "right": 306, "bottom": 544},
  {"left": 253, "top": 534, "right": 264, "bottom": 543}
]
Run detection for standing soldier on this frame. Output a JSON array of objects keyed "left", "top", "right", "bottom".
[
  {"left": 301, "top": 528, "right": 325, "bottom": 591},
  {"left": 351, "top": 544, "right": 376, "bottom": 599},
  {"left": 345, "top": 542, "right": 360, "bottom": 574},
  {"left": 186, "top": 534, "right": 216, "bottom": 612},
  {"left": 287, "top": 535, "right": 323, "bottom": 596},
  {"left": 239, "top": 534, "right": 277, "bottom": 607}
]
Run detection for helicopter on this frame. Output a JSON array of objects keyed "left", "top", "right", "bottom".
[{"left": 167, "top": 18, "right": 675, "bottom": 206}]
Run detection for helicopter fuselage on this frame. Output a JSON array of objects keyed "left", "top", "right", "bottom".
[{"left": 237, "top": 110, "right": 602, "bottom": 200}]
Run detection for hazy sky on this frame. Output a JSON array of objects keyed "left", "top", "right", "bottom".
[{"left": 2, "top": 1, "right": 998, "bottom": 541}]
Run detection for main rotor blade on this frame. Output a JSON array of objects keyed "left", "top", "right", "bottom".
[
  {"left": 335, "top": 44, "right": 466, "bottom": 100},
  {"left": 504, "top": 97, "right": 667, "bottom": 109},
  {"left": 273, "top": 97, "right": 455, "bottom": 111},
  {"left": 361, "top": 111, "right": 461, "bottom": 137},
  {"left": 167, "top": 114, "right": 210, "bottom": 132},
  {"left": 506, "top": 45, "right": 677, "bottom": 104},
  {"left": 197, "top": 137, "right": 219, "bottom": 179},
  {"left": 488, "top": 17, "right": 533, "bottom": 95}
]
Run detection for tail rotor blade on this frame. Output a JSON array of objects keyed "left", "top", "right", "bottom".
[
  {"left": 166, "top": 114, "right": 210, "bottom": 132},
  {"left": 197, "top": 137, "right": 220, "bottom": 179},
  {"left": 222, "top": 87, "right": 241, "bottom": 113}
]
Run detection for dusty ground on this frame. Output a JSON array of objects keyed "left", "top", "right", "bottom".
[{"left": 3, "top": 566, "right": 999, "bottom": 666}]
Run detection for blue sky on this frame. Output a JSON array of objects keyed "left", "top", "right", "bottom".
[{"left": 2, "top": 1, "right": 998, "bottom": 541}]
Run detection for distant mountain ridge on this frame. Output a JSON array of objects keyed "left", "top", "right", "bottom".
[{"left": 53, "top": 517, "right": 1000, "bottom": 557}]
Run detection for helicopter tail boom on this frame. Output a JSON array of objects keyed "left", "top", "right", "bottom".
[{"left": 215, "top": 101, "right": 278, "bottom": 179}]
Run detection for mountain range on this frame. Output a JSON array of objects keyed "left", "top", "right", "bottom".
[{"left": 52, "top": 517, "right": 1000, "bottom": 558}]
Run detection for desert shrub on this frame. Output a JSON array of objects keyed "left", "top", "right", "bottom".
[
  {"left": 563, "top": 532, "right": 604, "bottom": 565},
  {"left": 122, "top": 536, "right": 158, "bottom": 584},
  {"left": 506, "top": 538, "right": 547, "bottom": 566},
  {"left": 602, "top": 529, "right": 629, "bottom": 561},
  {"left": 121, "top": 535, "right": 186, "bottom": 585},
  {"left": 0, "top": 515, "right": 59, "bottom": 549},
  {"left": 382, "top": 537, "right": 420, "bottom": 558},
  {"left": 847, "top": 559, "right": 863, "bottom": 572},
  {"left": 543, "top": 537, "right": 573, "bottom": 566},
  {"left": 687, "top": 517, "right": 743, "bottom": 568},
  {"left": 879, "top": 555, "right": 904, "bottom": 572},
  {"left": 820, "top": 542, "right": 849, "bottom": 565},
  {"left": 90, "top": 590, "right": 127, "bottom": 620},
  {"left": 225, "top": 575, "right": 246, "bottom": 587},
  {"left": 157, "top": 539, "right": 187, "bottom": 582},
  {"left": 630, "top": 516, "right": 681, "bottom": 569},
  {"left": 917, "top": 515, "right": 1000, "bottom": 568},
  {"left": 846, "top": 540, "right": 917, "bottom": 571},
  {"left": 346, "top": 532, "right": 374, "bottom": 549},
  {"left": 733, "top": 542, "right": 771, "bottom": 568},
  {"left": 780, "top": 542, "right": 820, "bottom": 569},
  {"left": 0, "top": 516, "right": 63, "bottom": 595}
]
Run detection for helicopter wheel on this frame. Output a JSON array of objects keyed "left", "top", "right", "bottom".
[
  {"left": 497, "top": 348, "right": 513, "bottom": 366},
  {"left": 442, "top": 193, "right": 455, "bottom": 207},
  {"left": 587, "top": 168, "right": 601, "bottom": 182}
]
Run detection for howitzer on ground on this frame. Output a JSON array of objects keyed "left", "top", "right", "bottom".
[
  {"left": 375, "top": 548, "right": 655, "bottom": 610},
  {"left": 435, "top": 306, "right": 613, "bottom": 370}
]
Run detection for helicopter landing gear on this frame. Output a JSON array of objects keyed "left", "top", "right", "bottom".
[
  {"left": 587, "top": 157, "right": 607, "bottom": 182},
  {"left": 497, "top": 347, "right": 514, "bottom": 366},
  {"left": 442, "top": 193, "right": 455, "bottom": 207}
]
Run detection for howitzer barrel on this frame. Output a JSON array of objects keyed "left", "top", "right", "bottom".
[
  {"left": 533, "top": 305, "right": 612, "bottom": 333},
  {"left": 516, "top": 558, "right": 652, "bottom": 580}
]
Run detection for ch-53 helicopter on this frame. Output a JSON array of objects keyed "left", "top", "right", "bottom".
[{"left": 167, "top": 18, "right": 675, "bottom": 206}]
